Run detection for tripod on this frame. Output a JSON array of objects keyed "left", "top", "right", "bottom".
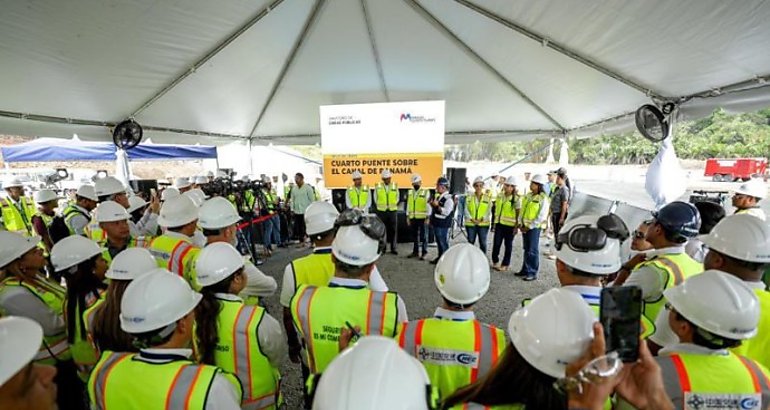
[{"left": 450, "top": 195, "right": 468, "bottom": 241}]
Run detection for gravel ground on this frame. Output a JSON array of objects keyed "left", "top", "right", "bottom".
[{"left": 256, "top": 229, "right": 559, "bottom": 409}]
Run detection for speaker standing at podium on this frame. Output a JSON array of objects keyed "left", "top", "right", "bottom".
[{"left": 375, "top": 169, "right": 400, "bottom": 254}]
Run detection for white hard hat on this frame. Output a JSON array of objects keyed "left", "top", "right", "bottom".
[
  {"left": 665, "top": 270, "right": 759, "bottom": 340},
  {"left": 189, "top": 188, "right": 209, "bottom": 201},
  {"left": 555, "top": 215, "right": 623, "bottom": 275},
  {"left": 0, "top": 231, "right": 41, "bottom": 269},
  {"left": 157, "top": 195, "right": 198, "bottom": 228},
  {"left": 735, "top": 180, "right": 767, "bottom": 199},
  {"left": 106, "top": 248, "right": 158, "bottom": 281},
  {"left": 351, "top": 171, "right": 363, "bottom": 180},
  {"left": 206, "top": 171, "right": 215, "bottom": 178},
  {"left": 434, "top": 244, "right": 490, "bottom": 305},
  {"left": 530, "top": 174, "right": 547, "bottom": 185},
  {"left": 194, "top": 175, "right": 208, "bottom": 184},
  {"left": 332, "top": 225, "right": 381, "bottom": 266},
  {"left": 94, "top": 176, "right": 126, "bottom": 198},
  {"left": 509, "top": 288, "right": 596, "bottom": 379},
  {"left": 120, "top": 269, "right": 202, "bottom": 334},
  {"left": 196, "top": 242, "right": 245, "bottom": 287},
  {"left": 381, "top": 169, "right": 392, "bottom": 179},
  {"left": 0, "top": 316, "right": 43, "bottom": 387},
  {"left": 127, "top": 195, "right": 148, "bottom": 214},
  {"left": 174, "top": 177, "right": 192, "bottom": 190},
  {"left": 50, "top": 235, "right": 104, "bottom": 272},
  {"left": 473, "top": 176, "right": 484, "bottom": 185},
  {"left": 33, "top": 189, "right": 60, "bottom": 204},
  {"left": 411, "top": 174, "right": 422, "bottom": 184},
  {"left": 304, "top": 201, "right": 340, "bottom": 236},
  {"left": 262, "top": 176, "right": 271, "bottom": 183},
  {"left": 198, "top": 197, "right": 241, "bottom": 230},
  {"left": 95, "top": 200, "right": 130, "bottom": 223},
  {"left": 312, "top": 336, "right": 433, "bottom": 410},
  {"left": 2, "top": 176, "right": 25, "bottom": 189},
  {"left": 504, "top": 176, "right": 518, "bottom": 186},
  {"left": 182, "top": 190, "right": 204, "bottom": 207},
  {"left": 76, "top": 184, "right": 98, "bottom": 201},
  {"left": 700, "top": 214, "right": 770, "bottom": 264},
  {"left": 161, "top": 187, "right": 181, "bottom": 202}
]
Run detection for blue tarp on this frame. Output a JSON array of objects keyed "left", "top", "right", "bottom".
[{"left": 0, "top": 138, "right": 217, "bottom": 162}]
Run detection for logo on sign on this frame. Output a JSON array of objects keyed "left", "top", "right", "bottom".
[
  {"left": 684, "top": 392, "right": 761, "bottom": 410},
  {"left": 400, "top": 113, "right": 436, "bottom": 123}
]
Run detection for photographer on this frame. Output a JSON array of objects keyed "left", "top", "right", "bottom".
[{"left": 260, "top": 177, "right": 281, "bottom": 256}]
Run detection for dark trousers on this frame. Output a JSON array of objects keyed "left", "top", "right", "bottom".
[
  {"left": 293, "top": 213, "right": 307, "bottom": 241},
  {"left": 551, "top": 213, "right": 563, "bottom": 237},
  {"left": 492, "top": 224, "right": 515, "bottom": 266},
  {"left": 409, "top": 218, "right": 428, "bottom": 255},
  {"left": 521, "top": 228, "right": 542, "bottom": 277},
  {"left": 378, "top": 211, "right": 398, "bottom": 251},
  {"left": 467, "top": 225, "right": 489, "bottom": 254},
  {"left": 434, "top": 225, "right": 450, "bottom": 258}
]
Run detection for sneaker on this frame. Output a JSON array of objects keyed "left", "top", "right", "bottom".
[
  {"left": 420, "top": 253, "right": 427, "bottom": 260},
  {"left": 429, "top": 258, "right": 439, "bottom": 265},
  {"left": 523, "top": 275, "right": 537, "bottom": 281},
  {"left": 407, "top": 252, "right": 418, "bottom": 259},
  {"left": 390, "top": 249, "right": 399, "bottom": 255},
  {"left": 514, "top": 271, "right": 526, "bottom": 277}
]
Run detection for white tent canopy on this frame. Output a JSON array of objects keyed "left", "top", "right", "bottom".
[{"left": 1, "top": 0, "right": 769, "bottom": 145}]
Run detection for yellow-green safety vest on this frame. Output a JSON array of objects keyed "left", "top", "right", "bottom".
[
  {"left": 520, "top": 192, "right": 548, "bottom": 228},
  {"left": 407, "top": 188, "right": 430, "bottom": 220},
  {"left": 100, "top": 236, "right": 151, "bottom": 266},
  {"left": 375, "top": 183, "right": 399, "bottom": 212},
  {"left": 398, "top": 318, "right": 506, "bottom": 408},
  {"left": 290, "top": 250, "right": 335, "bottom": 290},
  {"left": 494, "top": 194, "right": 519, "bottom": 227},
  {"left": 732, "top": 288, "right": 770, "bottom": 370},
  {"left": 466, "top": 193, "right": 492, "bottom": 227},
  {"left": 85, "top": 215, "right": 107, "bottom": 242},
  {"left": 636, "top": 253, "right": 703, "bottom": 324},
  {"left": 290, "top": 284, "right": 399, "bottom": 373},
  {"left": 657, "top": 351, "right": 770, "bottom": 408},
  {"left": 65, "top": 290, "right": 105, "bottom": 381},
  {"left": 212, "top": 298, "right": 281, "bottom": 410},
  {"left": 263, "top": 189, "right": 277, "bottom": 213},
  {"left": 347, "top": 186, "right": 370, "bottom": 210},
  {"left": 1, "top": 196, "right": 36, "bottom": 235},
  {"left": 0, "top": 277, "right": 71, "bottom": 364},
  {"left": 63, "top": 204, "right": 90, "bottom": 235},
  {"left": 88, "top": 351, "right": 242, "bottom": 410},
  {"left": 83, "top": 296, "right": 105, "bottom": 349},
  {"left": 148, "top": 234, "right": 201, "bottom": 290}
]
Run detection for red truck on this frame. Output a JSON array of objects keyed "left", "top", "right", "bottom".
[{"left": 704, "top": 158, "right": 767, "bottom": 182}]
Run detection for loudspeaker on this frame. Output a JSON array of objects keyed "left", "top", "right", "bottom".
[
  {"left": 129, "top": 179, "right": 158, "bottom": 199},
  {"left": 446, "top": 167, "right": 467, "bottom": 195},
  {"left": 331, "top": 189, "right": 347, "bottom": 212}
]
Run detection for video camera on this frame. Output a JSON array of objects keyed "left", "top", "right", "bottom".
[{"left": 689, "top": 190, "right": 729, "bottom": 206}]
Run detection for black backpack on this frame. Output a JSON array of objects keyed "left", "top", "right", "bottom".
[{"left": 49, "top": 207, "right": 88, "bottom": 243}]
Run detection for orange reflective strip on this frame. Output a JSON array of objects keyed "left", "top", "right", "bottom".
[
  {"left": 165, "top": 366, "right": 187, "bottom": 410},
  {"left": 168, "top": 241, "right": 186, "bottom": 273},
  {"left": 414, "top": 320, "right": 425, "bottom": 347},
  {"left": 177, "top": 246, "right": 194, "bottom": 273},
  {"left": 98, "top": 354, "right": 131, "bottom": 410},
  {"left": 470, "top": 321, "right": 482, "bottom": 381},
  {"left": 366, "top": 292, "right": 374, "bottom": 334},
  {"left": 670, "top": 355, "right": 691, "bottom": 392},
  {"left": 657, "top": 258, "right": 684, "bottom": 286},
  {"left": 182, "top": 366, "right": 206, "bottom": 410},
  {"left": 489, "top": 326, "right": 499, "bottom": 363},
  {"left": 244, "top": 307, "right": 258, "bottom": 400},
  {"left": 738, "top": 356, "right": 764, "bottom": 393}
]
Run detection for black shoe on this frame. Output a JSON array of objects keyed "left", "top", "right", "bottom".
[
  {"left": 429, "top": 258, "right": 439, "bottom": 265},
  {"left": 390, "top": 249, "right": 399, "bottom": 255},
  {"left": 514, "top": 271, "right": 526, "bottom": 277},
  {"left": 407, "top": 252, "right": 418, "bottom": 259},
  {"left": 523, "top": 275, "right": 537, "bottom": 281},
  {"left": 420, "top": 253, "right": 426, "bottom": 260}
]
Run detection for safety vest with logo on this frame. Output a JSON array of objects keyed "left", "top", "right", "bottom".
[
  {"left": 1, "top": 196, "right": 36, "bottom": 235},
  {"left": 347, "top": 186, "right": 370, "bottom": 210},
  {"left": 85, "top": 216, "right": 107, "bottom": 242},
  {"left": 148, "top": 234, "right": 201, "bottom": 290},
  {"left": 636, "top": 253, "right": 703, "bottom": 324},
  {"left": 213, "top": 298, "right": 280, "bottom": 410},
  {"left": 398, "top": 318, "right": 506, "bottom": 408},
  {"left": 466, "top": 193, "right": 492, "bottom": 227},
  {"left": 732, "top": 289, "right": 770, "bottom": 370},
  {"left": 87, "top": 351, "right": 242, "bottom": 410},
  {"left": 100, "top": 236, "right": 150, "bottom": 266},
  {"left": 63, "top": 204, "right": 90, "bottom": 235},
  {"left": 0, "top": 277, "right": 72, "bottom": 364},
  {"left": 65, "top": 290, "right": 105, "bottom": 381},
  {"left": 290, "top": 250, "right": 335, "bottom": 290},
  {"left": 520, "top": 192, "right": 548, "bottom": 228},
  {"left": 657, "top": 352, "right": 770, "bottom": 409},
  {"left": 406, "top": 188, "right": 430, "bottom": 219},
  {"left": 494, "top": 194, "right": 520, "bottom": 227},
  {"left": 375, "top": 183, "right": 399, "bottom": 212},
  {"left": 291, "top": 284, "right": 399, "bottom": 373}
]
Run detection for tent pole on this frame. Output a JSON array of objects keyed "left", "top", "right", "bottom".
[
  {"left": 248, "top": 138, "right": 254, "bottom": 175},
  {"left": 359, "top": 0, "right": 389, "bottom": 101}
]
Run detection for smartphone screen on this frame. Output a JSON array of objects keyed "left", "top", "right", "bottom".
[{"left": 600, "top": 286, "right": 642, "bottom": 362}]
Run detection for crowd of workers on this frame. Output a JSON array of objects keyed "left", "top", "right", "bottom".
[{"left": 0, "top": 166, "right": 769, "bottom": 410}]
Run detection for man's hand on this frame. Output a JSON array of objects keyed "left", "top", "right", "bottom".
[
  {"left": 625, "top": 253, "right": 647, "bottom": 271},
  {"left": 338, "top": 324, "right": 361, "bottom": 351},
  {"left": 615, "top": 341, "right": 673, "bottom": 410},
  {"left": 149, "top": 195, "right": 160, "bottom": 214}
]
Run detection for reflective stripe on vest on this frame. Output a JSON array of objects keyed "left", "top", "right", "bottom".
[
  {"left": 169, "top": 241, "right": 194, "bottom": 276},
  {"left": 1, "top": 197, "right": 35, "bottom": 235},
  {"left": 91, "top": 352, "right": 132, "bottom": 410},
  {"left": 291, "top": 285, "right": 399, "bottom": 373},
  {"left": 639, "top": 254, "right": 703, "bottom": 324},
  {"left": 375, "top": 183, "right": 399, "bottom": 211},
  {"left": 658, "top": 352, "right": 770, "bottom": 408},
  {"left": 407, "top": 188, "right": 429, "bottom": 219},
  {"left": 494, "top": 195, "right": 518, "bottom": 227},
  {"left": 466, "top": 194, "right": 491, "bottom": 227},
  {"left": 63, "top": 205, "right": 89, "bottom": 235},
  {"left": 520, "top": 193, "right": 547, "bottom": 227},
  {"left": 347, "top": 186, "right": 370, "bottom": 210}
]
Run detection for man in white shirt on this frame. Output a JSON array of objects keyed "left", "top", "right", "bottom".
[{"left": 429, "top": 177, "right": 454, "bottom": 264}]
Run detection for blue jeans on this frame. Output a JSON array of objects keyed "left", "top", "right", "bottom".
[
  {"left": 263, "top": 214, "right": 281, "bottom": 250},
  {"left": 434, "top": 226, "right": 450, "bottom": 258},
  {"left": 456, "top": 196, "right": 466, "bottom": 226},
  {"left": 409, "top": 219, "right": 428, "bottom": 255},
  {"left": 466, "top": 225, "right": 489, "bottom": 254},
  {"left": 491, "top": 224, "right": 515, "bottom": 266},
  {"left": 521, "top": 228, "right": 541, "bottom": 277}
]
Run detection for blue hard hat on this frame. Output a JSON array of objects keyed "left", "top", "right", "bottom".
[
  {"left": 652, "top": 201, "right": 701, "bottom": 240},
  {"left": 437, "top": 177, "right": 450, "bottom": 186}
]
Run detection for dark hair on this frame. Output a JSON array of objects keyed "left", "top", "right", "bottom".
[
  {"left": 130, "top": 209, "right": 144, "bottom": 223},
  {"left": 693, "top": 202, "right": 726, "bottom": 234},
  {"left": 443, "top": 343, "right": 565, "bottom": 410},
  {"left": 202, "top": 228, "right": 224, "bottom": 237},
  {"left": 311, "top": 229, "right": 336, "bottom": 243},
  {"left": 673, "top": 311, "right": 741, "bottom": 349},
  {"left": 195, "top": 269, "right": 241, "bottom": 365},
  {"left": 333, "top": 257, "right": 373, "bottom": 278},
  {"left": 659, "top": 225, "right": 689, "bottom": 244},
  {"left": 295, "top": 173, "right": 304, "bottom": 179},
  {"left": 567, "top": 266, "right": 604, "bottom": 279},
  {"left": 92, "top": 280, "right": 136, "bottom": 353},
  {"left": 714, "top": 250, "right": 766, "bottom": 272},
  {"left": 65, "top": 256, "right": 108, "bottom": 344},
  {"left": 442, "top": 297, "right": 476, "bottom": 310},
  {"left": 76, "top": 195, "right": 93, "bottom": 203}
]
